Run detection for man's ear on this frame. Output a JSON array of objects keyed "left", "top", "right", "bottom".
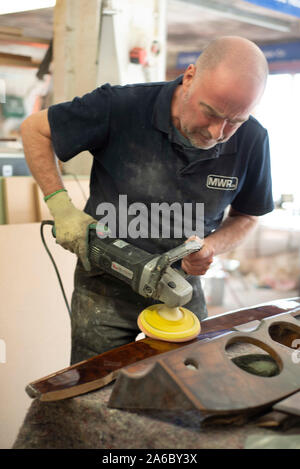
[{"left": 182, "top": 64, "right": 196, "bottom": 91}]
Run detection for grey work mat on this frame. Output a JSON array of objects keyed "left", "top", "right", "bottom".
[{"left": 12, "top": 382, "right": 299, "bottom": 450}]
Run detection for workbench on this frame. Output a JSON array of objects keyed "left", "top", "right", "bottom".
[
  {"left": 12, "top": 376, "right": 300, "bottom": 450},
  {"left": 12, "top": 300, "right": 300, "bottom": 450}
]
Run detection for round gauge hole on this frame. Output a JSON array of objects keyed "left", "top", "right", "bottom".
[
  {"left": 225, "top": 338, "right": 281, "bottom": 377},
  {"left": 184, "top": 358, "right": 198, "bottom": 371},
  {"left": 269, "top": 322, "right": 300, "bottom": 349}
]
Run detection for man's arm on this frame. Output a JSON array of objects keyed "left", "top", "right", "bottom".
[
  {"left": 20, "top": 109, "right": 96, "bottom": 271},
  {"left": 182, "top": 207, "right": 258, "bottom": 275},
  {"left": 20, "top": 109, "right": 64, "bottom": 196}
]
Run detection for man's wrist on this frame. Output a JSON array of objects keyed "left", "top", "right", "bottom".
[
  {"left": 44, "top": 188, "right": 67, "bottom": 202},
  {"left": 201, "top": 236, "right": 215, "bottom": 257}
]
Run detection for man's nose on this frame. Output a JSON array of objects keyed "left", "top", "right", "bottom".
[{"left": 208, "top": 119, "right": 227, "bottom": 141}]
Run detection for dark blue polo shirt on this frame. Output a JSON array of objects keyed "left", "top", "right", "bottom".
[{"left": 48, "top": 76, "right": 273, "bottom": 254}]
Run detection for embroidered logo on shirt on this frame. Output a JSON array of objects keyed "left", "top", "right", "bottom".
[{"left": 206, "top": 175, "right": 238, "bottom": 190}]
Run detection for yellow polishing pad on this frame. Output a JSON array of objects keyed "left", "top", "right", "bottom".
[{"left": 137, "top": 304, "right": 201, "bottom": 343}]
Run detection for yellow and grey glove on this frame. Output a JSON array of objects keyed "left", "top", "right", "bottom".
[{"left": 45, "top": 189, "right": 97, "bottom": 271}]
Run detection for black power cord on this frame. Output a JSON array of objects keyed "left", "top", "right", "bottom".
[{"left": 40, "top": 220, "right": 72, "bottom": 317}]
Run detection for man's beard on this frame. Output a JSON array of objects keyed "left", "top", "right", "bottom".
[{"left": 181, "top": 126, "right": 217, "bottom": 150}]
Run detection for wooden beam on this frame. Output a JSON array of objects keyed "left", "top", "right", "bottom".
[
  {"left": 53, "top": 0, "right": 102, "bottom": 102},
  {"left": 53, "top": 0, "right": 102, "bottom": 175},
  {"left": 0, "top": 34, "right": 50, "bottom": 46},
  {"left": 0, "top": 26, "right": 23, "bottom": 36},
  {"left": 0, "top": 51, "right": 41, "bottom": 68}
]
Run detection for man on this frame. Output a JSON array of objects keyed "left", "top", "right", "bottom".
[{"left": 21, "top": 36, "right": 273, "bottom": 364}]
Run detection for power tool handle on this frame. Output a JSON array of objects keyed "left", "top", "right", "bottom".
[
  {"left": 175, "top": 267, "right": 189, "bottom": 279},
  {"left": 164, "top": 239, "right": 203, "bottom": 265},
  {"left": 50, "top": 221, "right": 98, "bottom": 239}
]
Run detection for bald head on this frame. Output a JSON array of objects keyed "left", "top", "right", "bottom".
[
  {"left": 195, "top": 36, "right": 269, "bottom": 92},
  {"left": 172, "top": 36, "right": 268, "bottom": 150}
]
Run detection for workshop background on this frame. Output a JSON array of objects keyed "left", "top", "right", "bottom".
[{"left": 1, "top": 0, "right": 300, "bottom": 449}]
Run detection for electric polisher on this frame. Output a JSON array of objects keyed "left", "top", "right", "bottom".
[{"left": 47, "top": 221, "right": 203, "bottom": 342}]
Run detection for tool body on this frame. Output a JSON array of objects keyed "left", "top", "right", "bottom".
[
  {"left": 88, "top": 225, "right": 203, "bottom": 342},
  {"left": 88, "top": 227, "right": 203, "bottom": 308},
  {"left": 44, "top": 221, "right": 203, "bottom": 342}
]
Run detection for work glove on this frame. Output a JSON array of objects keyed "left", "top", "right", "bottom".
[{"left": 46, "top": 190, "right": 97, "bottom": 271}]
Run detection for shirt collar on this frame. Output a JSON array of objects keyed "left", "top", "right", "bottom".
[
  {"left": 152, "top": 75, "right": 183, "bottom": 134},
  {"left": 219, "top": 134, "right": 237, "bottom": 155}
]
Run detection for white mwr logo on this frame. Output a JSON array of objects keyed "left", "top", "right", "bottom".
[{"left": 207, "top": 175, "right": 238, "bottom": 190}]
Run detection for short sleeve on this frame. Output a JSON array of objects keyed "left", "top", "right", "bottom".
[
  {"left": 231, "top": 129, "right": 274, "bottom": 216},
  {"left": 47, "top": 84, "right": 111, "bottom": 162}
]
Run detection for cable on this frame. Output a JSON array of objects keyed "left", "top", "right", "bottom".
[{"left": 40, "top": 220, "right": 72, "bottom": 317}]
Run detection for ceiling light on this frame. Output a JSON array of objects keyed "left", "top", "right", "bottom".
[{"left": 0, "top": 0, "right": 56, "bottom": 16}]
